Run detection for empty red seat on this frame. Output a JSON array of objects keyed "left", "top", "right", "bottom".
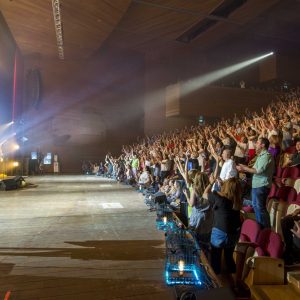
[
  {"left": 275, "top": 166, "right": 284, "bottom": 178},
  {"left": 284, "top": 145, "right": 296, "bottom": 154},
  {"left": 276, "top": 186, "right": 293, "bottom": 201},
  {"left": 268, "top": 183, "right": 278, "bottom": 198},
  {"left": 239, "top": 219, "right": 260, "bottom": 243},
  {"left": 255, "top": 228, "right": 283, "bottom": 258},
  {"left": 287, "top": 187, "right": 297, "bottom": 204},
  {"left": 282, "top": 166, "right": 300, "bottom": 179}
]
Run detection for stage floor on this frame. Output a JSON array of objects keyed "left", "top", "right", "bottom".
[{"left": 0, "top": 175, "right": 173, "bottom": 300}]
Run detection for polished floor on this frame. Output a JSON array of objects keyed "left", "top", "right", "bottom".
[{"left": 0, "top": 175, "right": 173, "bottom": 300}]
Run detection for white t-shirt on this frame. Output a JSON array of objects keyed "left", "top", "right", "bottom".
[
  {"left": 219, "top": 159, "right": 237, "bottom": 181},
  {"left": 139, "top": 171, "right": 150, "bottom": 184},
  {"left": 234, "top": 142, "right": 247, "bottom": 158}
]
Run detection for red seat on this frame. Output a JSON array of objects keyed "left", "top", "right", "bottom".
[
  {"left": 242, "top": 206, "right": 254, "bottom": 214},
  {"left": 268, "top": 183, "right": 278, "bottom": 198},
  {"left": 239, "top": 219, "right": 260, "bottom": 243},
  {"left": 284, "top": 145, "right": 296, "bottom": 154},
  {"left": 255, "top": 228, "right": 283, "bottom": 258},
  {"left": 275, "top": 166, "right": 284, "bottom": 178},
  {"left": 282, "top": 166, "right": 300, "bottom": 179},
  {"left": 276, "top": 186, "right": 293, "bottom": 201},
  {"left": 287, "top": 187, "right": 297, "bottom": 204}
]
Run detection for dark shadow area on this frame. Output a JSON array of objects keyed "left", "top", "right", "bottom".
[
  {"left": 0, "top": 240, "right": 165, "bottom": 261},
  {"left": 0, "top": 275, "right": 172, "bottom": 300}
]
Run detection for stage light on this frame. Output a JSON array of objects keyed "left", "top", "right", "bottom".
[
  {"left": 182, "top": 51, "right": 275, "bottom": 97},
  {"left": 178, "top": 259, "right": 185, "bottom": 276},
  {"left": 0, "top": 157, "right": 3, "bottom": 162},
  {"left": 12, "top": 161, "right": 19, "bottom": 167},
  {"left": 13, "top": 144, "right": 20, "bottom": 151},
  {"left": 0, "top": 121, "right": 14, "bottom": 134}
]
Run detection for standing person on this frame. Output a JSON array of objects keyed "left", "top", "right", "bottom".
[
  {"left": 237, "top": 137, "right": 275, "bottom": 228},
  {"left": 131, "top": 153, "right": 139, "bottom": 181},
  {"left": 205, "top": 177, "right": 242, "bottom": 275},
  {"left": 212, "top": 148, "right": 237, "bottom": 192}
]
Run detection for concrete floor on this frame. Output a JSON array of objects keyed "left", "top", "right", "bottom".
[{"left": 0, "top": 175, "right": 174, "bottom": 300}]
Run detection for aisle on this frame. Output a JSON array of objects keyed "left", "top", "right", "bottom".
[{"left": 0, "top": 175, "right": 173, "bottom": 300}]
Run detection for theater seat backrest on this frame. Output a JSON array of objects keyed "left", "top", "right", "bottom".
[
  {"left": 282, "top": 166, "right": 300, "bottom": 179},
  {"left": 255, "top": 229, "right": 283, "bottom": 258},
  {"left": 239, "top": 219, "right": 260, "bottom": 243}
]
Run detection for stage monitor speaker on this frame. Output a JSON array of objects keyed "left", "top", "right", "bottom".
[
  {"left": 153, "top": 192, "right": 167, "bottom": 204},
  {"left": 0, "top": 176, "right": 26, "bottom": 191},
  {"left": 0, "top": 179, "right": 18, "bottom": 191},
  {"left": 14, "top": 176, "right": 26, "bottom": 188}
]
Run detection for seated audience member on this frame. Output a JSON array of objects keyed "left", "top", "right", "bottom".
[
  {"left": 281, "top": 208, "right": 300, "bottom": 265},
  {"left": 138, "top": 166, "right": 151, "bottom": 189},
  {"left": 167, "top": 180, "right": 183, "bottom": 207}
]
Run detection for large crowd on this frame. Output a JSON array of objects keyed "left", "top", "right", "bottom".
[{"left": 95, "top": 92, "right": 300, "bottom": 292}]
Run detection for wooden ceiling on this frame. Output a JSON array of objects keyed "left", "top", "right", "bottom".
[
  {"left": 0, "top": 0, "right": 283, "bottom": 60},
  {"left": 0, "top": 0, "right": 132, "bottom": 59}
]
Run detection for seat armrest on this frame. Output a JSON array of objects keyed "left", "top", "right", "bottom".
[
  {"left": 244, "top": 256, "right": 285, "bottom": 286},
  {"left": 235, "top": 242, "right": 257, "bottom": 254}
]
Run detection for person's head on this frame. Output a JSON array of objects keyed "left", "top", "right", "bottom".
[
  {"left": 188, "top": 169, "right": 198, "bottom": 184},
  {"left": 193, "top": 172, "right": 209, "bottom": 197},
  {"left": 216, "top": 141, "right": 223, "bottom": 149},
  {"left": 296, "top": 140, "right": 300, "bottom": 152},
  {"left": 191, "top": 152, "right": 198, "bottom": 159},
  {"left": 242, "top": 136, "right": 248, "bottom": 143},
  {"left": 256, "top": 137, "right": 270, "bottom": 154},
  {"left": 269, "top": 135, "right": 279, "bottom": 146},
  {"left": 220, "top": 177, "right": 242, "bottom": 210},
  {"left": 222, "top": 149, "right": 232, "bottom": 161},
  {"left": 174, "top": 180, "right": 182, "bottom": 190}
]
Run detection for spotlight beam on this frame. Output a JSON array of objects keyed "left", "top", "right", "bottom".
[{"left": 182, "top": 52, "right": 274, "bottom": 96}]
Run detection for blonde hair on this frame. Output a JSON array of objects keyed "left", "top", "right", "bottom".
[
  {"left": 220, "top": 177, "right": 242, "bottom": 210},
  {"left": 269, "top": 134, "right": 279, "bottom": 146},
  {"left": 188, "top": 169, "right": 199, "bottom": 183},
  {"left": 193, "top": 172, "right": 209, "bottom": 197}
]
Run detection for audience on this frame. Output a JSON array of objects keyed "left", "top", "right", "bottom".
[{"left": 96, "top": 91, "right": 300, "bottom": 290}]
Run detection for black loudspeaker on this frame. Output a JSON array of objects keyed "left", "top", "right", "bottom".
[
  {"left": 0, "top": 179, "right": 18, "bottom": 191},
  {"left": 0, "top": 176, "right": 25, "bottom": 191},
  {"left": 153, "top": 192, "right": 167, "bottom": 204},
  {"left": 14, "top": 176, "right": 26, "bottom": 187}
]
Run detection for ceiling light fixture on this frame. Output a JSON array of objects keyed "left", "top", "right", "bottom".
[{"left": 52, "top": 0, "right": 64, "bottom": 60}]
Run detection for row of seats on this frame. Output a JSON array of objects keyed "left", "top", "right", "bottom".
[
  {"left": 235, "top": 219, "right": 285, "bottom": 288},
  {"left": 235, "top": 219, "right": 300, "bottom": 299}
]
